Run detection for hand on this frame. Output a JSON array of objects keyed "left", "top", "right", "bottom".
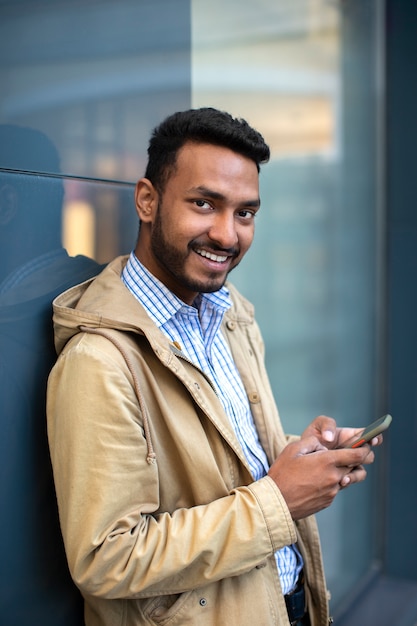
[
  {"left": 268, "top": 436, "right": 374, "bottom": 520},
  {"left": 301, "top": 415, "right": 384, "bottom": 451}
]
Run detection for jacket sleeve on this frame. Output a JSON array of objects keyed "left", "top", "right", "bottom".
[{"left": 47, "top": 333, "right": 296, "bottom": 600}]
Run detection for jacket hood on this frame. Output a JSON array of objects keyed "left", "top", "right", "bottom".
[
  {"left": 52, "top": 255, "right": 255, "bottom": 356},
  {"left": 52, "top": 256, "right": 144, "bottom": 354}
]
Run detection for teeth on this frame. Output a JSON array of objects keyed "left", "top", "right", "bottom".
[{"left": 197, "top": 249, "right": 228, "bottom": 263}]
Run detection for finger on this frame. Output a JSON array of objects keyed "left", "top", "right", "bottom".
[
  {"left": 344, "top": 465, "right": 367, "bottom": 485},
  {"left": 369, "top": 434, "right": 383, "bottom": 447},
  {"left": 336, "top": 427, "right": 366, "bottom": 448},
  {"left": 316, "top": 415, "right": 337, "bottom": 443},
  {"left": 296, "top": 436, "right": 328, "bottom": 455},
  {"left": 361, "top": 448, "right": 375, "bottom": 465},
  {"left": 343, "top": 444, "right": 374, "bottom": 467},
  {"left": 331, "top": 447, "right": 371, "bottom": 468},
  {"left": 301, "top": 415, "right": 336, "bottom": 444},
  {"left": 340, "top": 474, "right": 351, "bottom": 488}
]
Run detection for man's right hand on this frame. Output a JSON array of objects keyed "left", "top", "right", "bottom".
[{"left": 267, "top": 436, "right": 374, "bottom": 520}]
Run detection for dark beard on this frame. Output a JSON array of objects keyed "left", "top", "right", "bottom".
[{"left": 150, "top": 205, "right": 238, "bottom": 295}]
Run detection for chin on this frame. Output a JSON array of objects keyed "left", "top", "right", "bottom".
[{"left": 203, "top": 278, "right": 228, "bottom": 293}]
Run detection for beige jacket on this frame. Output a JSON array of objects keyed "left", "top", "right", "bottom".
[{"left": 47, "top": 256, "right": 330, "bottom": 626}]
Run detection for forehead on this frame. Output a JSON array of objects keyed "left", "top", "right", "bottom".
[{"left": 169, "top": 142, "right": 260, "bottom": 192}]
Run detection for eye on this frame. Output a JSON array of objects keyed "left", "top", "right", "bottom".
[
  {"left": 237, "top": 209, "right": 256, "bottom": 220},
  {"left": 194, "top": 199, "right": 213, "bottom": 210}
]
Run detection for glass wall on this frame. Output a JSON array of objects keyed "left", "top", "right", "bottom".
[
  {"left": 192, "top": 0, "right": 383, "bottom": 606},
  {"left": 0, "top": 0, "right": 191, "bottom": 261},
  {"left": 0, "top": 2, "right": 191, "bottom": 622},
  {"left": 0, "top": 0, "right": 384, "bottom": 619}
]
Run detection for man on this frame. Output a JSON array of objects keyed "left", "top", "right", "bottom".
[{"left": 47, "top": 108, "right": 379, "bottom": 626}]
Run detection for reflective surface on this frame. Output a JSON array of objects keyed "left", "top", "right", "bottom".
[
  {"left": 0, "top": 0, "right": 190, "bottom": 182},
  {"left": 0, "top": 0, "right": 383, "bottom": 618},
  {"left": 0, "top": 165, "right": 104, "bottom": 621},
  {"left": 192, "top": 0, "right": 381, "bottom": 605},
  {"left": 0, "top": 1, "right": 190, "bottom": 621},
  {"left": 0, "top": 161, "right": 136, "bottom": 622}
]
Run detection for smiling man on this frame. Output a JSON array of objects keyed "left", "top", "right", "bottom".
[
  {"left": 136, "top": 141, "right": 259, "bottom": 302},
  {"left": 47, "top": 108, "right": 379, "bottom": 626}
]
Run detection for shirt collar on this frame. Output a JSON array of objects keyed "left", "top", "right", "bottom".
[{"left": 122, "top": 252, "right": 231, "bottom": 328}]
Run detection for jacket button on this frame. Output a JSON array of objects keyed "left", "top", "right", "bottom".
[
  {"left": 248, "top": 391, "right": 260, "bottom": 403},
  {"left": 256, "top": 561, "right": 267, "bottom": 569},
  {"left": 226, "top": 320, "right": 236, "bottom": 331},
  {"left": 199, "top": 598, "right": 207, "bottom": 606}
]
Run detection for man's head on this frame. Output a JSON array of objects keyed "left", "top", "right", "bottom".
[
  {"left": 135, "top": 108, "right": 270, "bottom": 304},
  {"left": 144, "top": 108, "right": 270, "bottom": 195}
]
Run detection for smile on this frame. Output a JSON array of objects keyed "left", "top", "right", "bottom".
[{"left": 195, "top": 249, "right": 229, "bottom": 263}]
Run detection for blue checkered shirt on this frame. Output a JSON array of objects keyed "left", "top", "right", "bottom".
[{"left": 122, "top": 252, "right": 303, "bottom": 594}]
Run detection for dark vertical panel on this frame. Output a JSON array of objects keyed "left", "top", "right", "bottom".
[{"left": 386, "top": 0, "right": 417, "bottom": 580}]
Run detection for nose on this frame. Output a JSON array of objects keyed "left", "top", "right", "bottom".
[{"left": 208, "top": 211, "right": 239, "bottom": 250}]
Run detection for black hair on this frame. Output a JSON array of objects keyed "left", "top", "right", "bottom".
[{"left": 144, "top": 107, "right": 270, "bottom": 193}]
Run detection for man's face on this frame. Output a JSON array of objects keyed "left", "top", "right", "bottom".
[{"left": 135, "top": 142, "right": 261, "bottom": 304}]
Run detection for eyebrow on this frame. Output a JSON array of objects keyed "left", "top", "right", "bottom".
[{"left": 188, "top": 185, "right": 261, "bottom": 208}]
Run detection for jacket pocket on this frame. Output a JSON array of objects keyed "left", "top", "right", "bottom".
[{"left": 144, "top": 590, "right": 195, "bottom": 625}]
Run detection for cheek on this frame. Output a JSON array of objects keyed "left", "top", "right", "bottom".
[
  {"left": 238, "top": 226, "right": 255, "bottom": 253},
  {"left": 155, "top": 210, "right": 192, "bottom": 245},
  {"left": 179, "top": 216, "right": 211, "bottom": 244}
]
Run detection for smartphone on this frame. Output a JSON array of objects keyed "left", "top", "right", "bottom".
[{"left": 342, "top": 414, "right": 392, "bottom": 448}]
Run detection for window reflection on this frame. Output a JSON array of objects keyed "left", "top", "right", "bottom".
[
  {"left": 0, "top": 124, "right": 104, "bottom": 621},
  {"left": 192, "top": 0, "right": 339, "bottom": 158},
  {"left": 0, "top": 0, "right": 191, "bottom": 183},
  {"left": 0, "top": 0, "right": 383, "bottom": 617},
  {"left": 61, "top": 179, "right": 137, "bottom": 263},
  {"left": 62, "top": 199, "right": 96, "bottom": 258},
  {"left": 192, "top": 0, "right": 379, "bottom": 609}
]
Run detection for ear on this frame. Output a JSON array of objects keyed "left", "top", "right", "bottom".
[
  {"left": 0, "top": 184, "right": 19, "bottom": 225},
  {"left": 134, "top": 178, "right": 158, "bottom": 223}
]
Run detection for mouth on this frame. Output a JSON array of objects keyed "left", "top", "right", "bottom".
[{"left": 195, "top": 248, "right": 230, "bottom": 264}]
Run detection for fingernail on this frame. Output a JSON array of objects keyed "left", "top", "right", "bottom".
[{"left": 323, "top": 430, "right": 334, "bottom": 442}]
